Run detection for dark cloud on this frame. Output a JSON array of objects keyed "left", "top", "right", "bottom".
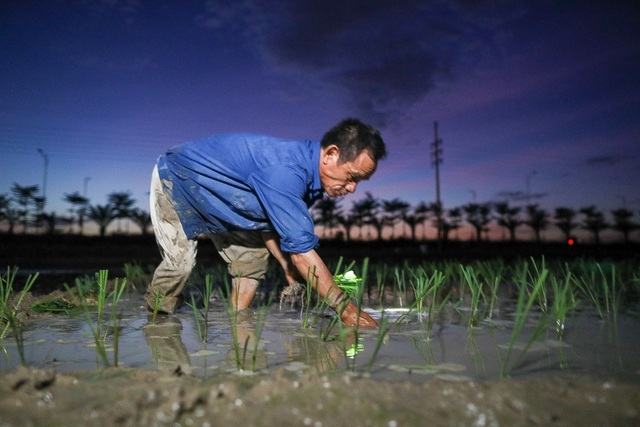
[
  {"left": 586, "top": 155, "right": 624, "bottom": 166},
  {"left": 198, "top": 0, "right": 525, "bottom": 125},
  {"left": 495, "top": 190, "right": 547, "bottom": 203}
]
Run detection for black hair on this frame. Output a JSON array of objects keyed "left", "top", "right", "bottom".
[{"left": 320, "top": 118, "right": 387, "bottom": 164}]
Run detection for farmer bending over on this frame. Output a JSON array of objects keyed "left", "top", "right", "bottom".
[{"left": 145, "top": 118, "right": 387, "bottom": 327}]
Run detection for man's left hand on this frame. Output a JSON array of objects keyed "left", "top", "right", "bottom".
[{"left": 340, "top": 302, "right": 377, "bottom": 327}]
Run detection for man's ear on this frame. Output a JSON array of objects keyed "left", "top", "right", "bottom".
[{"left": 323, "top": 145, "right": 340, "bottom": 164}]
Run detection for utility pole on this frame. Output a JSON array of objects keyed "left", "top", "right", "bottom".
[
  {"left": 37, "top": 148, "right": 49, "bottom": 210},
  {"left": 431, "top": 121, "right": 443, "bottom": 243},
  {"left": 525, "top": 170, "right": 537, "bottom": 205},
  {"left": 83, "top": 177, "right": 91, "bottom": 197},
  {"left": 431, "top": 122, "right": 443, "bottom": 207}
]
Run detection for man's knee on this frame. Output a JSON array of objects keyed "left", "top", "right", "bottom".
[{"left": 228, "top": 256, "right": 269, "bottom": 281}]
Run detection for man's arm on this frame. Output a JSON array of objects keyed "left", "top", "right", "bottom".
[
  {"left": 262, "top": 232, "right": 376, "bottom": 327},
  {"left": 289, "top": 250, "right": 377, "bottom": 327},
  {"left": 262, "top": 232, "right": 305, "bottom": 285}
]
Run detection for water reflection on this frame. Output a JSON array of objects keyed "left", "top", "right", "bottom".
[
  {"left": 1, "top": 296, "right": 639, "bottom": 382},
  {"left": 142, "top": 315, "right": 190, "bottom": 371}
]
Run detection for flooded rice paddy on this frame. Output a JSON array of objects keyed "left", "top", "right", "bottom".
[
  {"left": 2, "top": 290, "right": 639, "bottom": 382},
  {"left": 2, "top": 266, "right": 640, "bottom": 426}
]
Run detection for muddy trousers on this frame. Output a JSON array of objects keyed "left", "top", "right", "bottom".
[{"left": 145, "top": 165, "right": 270, "bottom": 313}]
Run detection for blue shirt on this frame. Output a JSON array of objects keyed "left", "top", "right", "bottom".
[{"left": 156, "top": 133, "right": 324, "bottom": 253}]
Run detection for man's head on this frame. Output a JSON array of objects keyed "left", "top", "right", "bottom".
[{"left": 319, "top": 118, "right": 387, "bottom": 197}]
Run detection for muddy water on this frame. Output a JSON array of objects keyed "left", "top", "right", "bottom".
[
  {"left": 2, "top": 293, "right": 640, "bottom": 426},
  {"left": 2, "top": 293, "right": 639, "bottom": 382}
]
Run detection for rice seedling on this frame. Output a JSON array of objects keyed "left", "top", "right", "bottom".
[
  {"left": 373, "top": 264, "right": 388, "bottom": 307},
  {"left": 597, "top": 263, "right": 620, "bottom": 321},
  {"left": 500, "top": 261, "right": 551, "bottom": 377},
  {"left": 313, "top": 259, "right": 372, "bottom": 369},
  {"left": 392, "top": 266, "right": 407, "bottom": 307},
  {"left": 549, "top": 267, "right": 579, "bottom": 340},
  {"left": 397, "top": 266, "right": 445, "bottom": 322},
  {"left": 459, "top": 265, "right": 484, "bottom": 327},
  {"left": 0, "top": 267, "right": 38, "bottom": 365},
  {"left": 366, "top": 311, "right": 389, "bottom": 373},
  {"left": 122, "top": 262, "right": 149, "bottom": 291},
  {"left": 149, "top": 290, "right": 164, "bottom": 324},
  {"left": 574, "top": 273, "right": 604, "bottom": 319},
  {"left": 528, "top": 257, "right": 549, "bottom": 313},
  {"left": 248, "top": 293, "right": 274, "bottom": 372},
  {"left": 220, "top": 277, "right": 244, "bottom": 371},
  {"left": 187, "top": 273, "right": 214, "bottom": 342},
  {"left": 472, "top": 259, "right": 505, "bottom": 320},
  {"left": 219, "top": 275, "right": 272, "bottom": 373},
  {"left": 1, "top": 267, "right": 37, "bottom": 338},
  {"left": 71, "top": 269, "right": 127, "bottom": 368}
]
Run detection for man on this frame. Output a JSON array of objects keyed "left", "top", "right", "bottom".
[{"left": 145, "top": 118, "right": 387, "bottom": 327}]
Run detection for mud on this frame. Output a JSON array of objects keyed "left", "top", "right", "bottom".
[
  {"left": 2, "top": 296, "right": 640, "bottom": 426},
  {"left": 1, "top": 365, "right": 639, "bottom": 426}
]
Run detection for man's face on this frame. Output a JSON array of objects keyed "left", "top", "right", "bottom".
[{"left": 319, "top": 146, "right": 377, "bottom": 197}]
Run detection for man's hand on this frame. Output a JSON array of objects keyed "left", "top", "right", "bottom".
[{"left": 339, "top": 301, "right": 377, "bottom": 327}]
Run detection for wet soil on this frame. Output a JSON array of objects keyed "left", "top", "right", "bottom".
[
  {"left": 1, "top": 364, "right": 639, "bottom": 426},
  {"left": 2, "top": 288, "right": 640, "bottom": 426}
]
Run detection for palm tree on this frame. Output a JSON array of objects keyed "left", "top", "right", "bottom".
[
  {"left": 610, "top": 208, "right": 637, "bottom": 244},
  {"left": 34, "top": 211, "right": 57, "bottom": 235},
  {"left": 525, "top": 204, "right": 549, "bottom": 242},
  {"left": 494, "top": 202, "right": 522, "bottom": 242},
  {"left": 554, "top": 207, "right": 577, "bottom": 242},
  {"left": 311, "top": 196, "right": 342, "bottom": 238},
  {"left": 579, "top": 205, "right": 608, "bottom": 245},
  {"left": 63, "top": 191, "right": 89, "bottom": 234},
  {"left": 337, "top": 213, "right": 357, "bottom": 241},
  {"left": 403, "top": 202, "right": 429, "bottom": 241},
  {"left": 87, "top": 204, "right": 117, "bottom": 237},
  {"left": 108, "top": 191, "right": 136, "bottom": 234},
  {"left": 350, "top": 192, "right": 380, "bottom": 240},
  {"left": 0, "top": 194, "right": 11, "bottom": 233},
  {"left": 33, "top": 196, "right": 46, "bottom": 232},
  {"left": 11, "top": 183, "right": 39, "bottom": 234},
  {"left": 382, "top": 198, "right": 410, "bottom": 239},
  {"left": 463, "top": 203, "right": 492, "bottom": 242},
  {"left": 429, "top": 201, "right": 445, "bottom": 242},
  {"left": 130, "top": 208, "right": 152, "bottom": 236},
  {"left": 445, "top": 207, "right": 463, "bottom": 241}
]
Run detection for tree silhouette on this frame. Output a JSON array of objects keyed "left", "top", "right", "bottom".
[
  {"left": 129, "top": 208, "right": 152, "bottom": 236},
  {"left": 351, "top": 192, "right": 380, "bottom": 240},
  {"left": 382, "top": 198, "right": 410, "bottom": 239},
  {"left": 11, "top": 183, "right": 39, "bottom": 234},
  {"left": 0, "top": 194, "right": 19, "bottom": 234},
  {"left": 494, "top": 202, "right": 522, "bottom": 242},
  {"left": 87, "top": 204, "right": 117, "bottom": 237},
  {"left": 554, "top": 207, "right": 577, "bottom": 242},
  {"left": 525, "top": 204, "right": 549, "bottom": 242},
  {"left": 63, "top": 191, "right": 90, "bottom": 234},
  {"left": 336, "top": 213, "right": 356, "bottom": 241},
  {"left": 403, "top": 202, "right": 429, "bottom": 240},
  {"left": 108, "top": 191, "right": 136, "bottom": 234},
  {"left": 580, "top": 205, "right": 608, "bottom": 245},
  {"left": 445, "top": 207, "right": 463, "bottom": 241},
  {"left": 610, "top": 208, "right": 637, "bottom": 244},
  {"left": 35, "top": 211, "right": 57, "bottom": 235},
  {"left": 2, "top": 181, "right": 640, "bottom": 244},
  {"left": 463, "top": 203, "right": 492, "bottom": 242},
  {"left": 311, "top": 196, "right": 342, "bottom": 238}
]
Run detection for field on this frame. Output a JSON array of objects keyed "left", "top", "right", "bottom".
[{"left": 1, "top": 235, "right": 639, "bottom": 426}]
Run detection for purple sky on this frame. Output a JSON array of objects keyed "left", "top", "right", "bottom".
[{"left": 1, "top": 1, "right": 639, "bottom": 230}]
